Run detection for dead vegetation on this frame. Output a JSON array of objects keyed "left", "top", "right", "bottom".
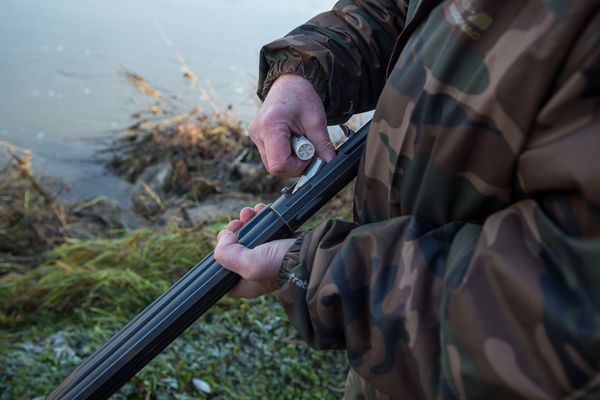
[
  {"left": 0, "top": 66, "right": 283, "bottom": 274},
  {"left": 107, "top": 70, "right": 286, "bottom": 220},
  {"left": 0, "top": 143, "right": 130, "bottom": 275},
  {"left": 0, "top": 58, "right": 354, "bottom": 274},
  {"left": 0, "top": 143, "right": 67, "bottom": 273}
]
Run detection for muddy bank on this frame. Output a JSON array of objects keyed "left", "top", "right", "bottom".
[
  {"left": 0, "top": 70, "right": 354, "bottom": 275},
  {"left": 0, "top": 142, "right": 139, "bottom": 275},
  {"left": 106, "top": 71, "right": 287, "bottom": 221}
]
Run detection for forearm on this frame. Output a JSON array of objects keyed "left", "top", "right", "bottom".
[{"left": 258, "top": 0, "right": 408, "bottom": 123}]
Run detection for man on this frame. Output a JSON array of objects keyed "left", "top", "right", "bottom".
[{"left": 215, "top": 1, "right": 600, "bottom": 398}]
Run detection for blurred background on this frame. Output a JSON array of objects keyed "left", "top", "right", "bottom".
[{"left": 0, "top": 0, "right": 332, "bottom": 203}]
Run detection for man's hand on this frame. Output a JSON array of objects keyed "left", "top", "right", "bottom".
[
  {"left": 249, "top": 74, "right": 335, "bottom": 177},
  {"left": 214, "top": 204, "right": 296, "bottom": 299}
]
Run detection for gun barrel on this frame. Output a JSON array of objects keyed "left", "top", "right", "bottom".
[{"left": 47, "top": 120, "right": 370, "bottom": 400}]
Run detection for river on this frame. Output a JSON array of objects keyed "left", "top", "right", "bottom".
[{"left": 0, "top": 0, "right": 333, "bottom": 203}]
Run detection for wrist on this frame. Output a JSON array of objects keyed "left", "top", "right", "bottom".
[
  {"left": 268, "top": 74, "right": 322, "bottom": 105},
  {"left": 258, "top": 55, "right": 327, "bottom": 105},
  {"left": 271, "top": 73, "right": 316, "bottom": 92}
]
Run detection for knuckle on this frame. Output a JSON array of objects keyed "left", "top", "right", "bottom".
[
  {"left": 259, "top": 110, "right": 289, "bottom": 133},
  {"left": 304, "top": 112, "right": 326, "bottom": 130},
  {"left": 214, "top": 240, "right": 232, "bottom": 266},
  {"left": 259, "top": 108, "right": 279, "bottom": 124},
  {"left": 268, "top": 161, "right": 286, "bottom": 175},
  {"left": 214, "top": 246, "right": 224, "bottom": 263}
]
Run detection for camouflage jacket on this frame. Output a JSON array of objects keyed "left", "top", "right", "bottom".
[{"left": 258, "top": 1, "right": 600, "bottom": 398}]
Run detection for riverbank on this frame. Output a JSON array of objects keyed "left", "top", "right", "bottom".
[{"left": 0, "top": 69, "right": 354, "bottom": 398}]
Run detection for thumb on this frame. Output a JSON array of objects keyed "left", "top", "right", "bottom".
[
  {"left": 214, "top": 230, "right": 246, "bottom": 274},
  {"left": 313, "top": 136, "right": 336, "bottom": 162}
]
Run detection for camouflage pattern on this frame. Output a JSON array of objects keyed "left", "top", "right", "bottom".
[
  {"left": 265, "top": 0, "right": 600, "bottom": 398},
  {"left": 343, "top": 368, "right": 391, "bottom": 400}
]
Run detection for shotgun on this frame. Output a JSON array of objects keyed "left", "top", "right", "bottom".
[{"left": 48, "top": 120, "right": 371, "bottom": 400}]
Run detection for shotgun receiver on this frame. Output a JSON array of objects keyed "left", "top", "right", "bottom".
[{"left": 48, "top": 120, "right": 371, "bottom": 400}]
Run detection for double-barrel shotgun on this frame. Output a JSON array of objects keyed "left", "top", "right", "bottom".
[{"left": 48, "top": 120, "right": 371, "bottom": 400}]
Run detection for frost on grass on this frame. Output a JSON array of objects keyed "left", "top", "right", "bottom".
[{"left": 0, "top": 64, "right": 354, "bottom": 399}]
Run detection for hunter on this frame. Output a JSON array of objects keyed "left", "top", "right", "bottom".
[{"left": 215, "top": 1, "right": 600, "bottom": 398}]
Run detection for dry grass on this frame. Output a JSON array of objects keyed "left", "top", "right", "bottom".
[
  {"left": 108, "top": 70, "right": 286, "bottom": 221},
  {"left": 0, "top": 224, "right": 219, "bottom": 329},
  {"left": 0, "top": 142, "right": 67, "bottom": 274}
]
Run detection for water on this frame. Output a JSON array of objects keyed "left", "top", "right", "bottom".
[{"left": 0, "top": 0, "right": 333, "bottom": 202}]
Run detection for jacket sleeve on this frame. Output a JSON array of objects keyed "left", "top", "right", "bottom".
[
  {"left": 277, "top": 38, "right": 600, "bottom": 400},
  {"left": 257, "top": 0, "right": 408, "bottom": 124}
]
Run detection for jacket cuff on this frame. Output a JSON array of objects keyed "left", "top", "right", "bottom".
[
  {"left": 258, "top": 55, "right": 328, "bottom": 106},
  {"left": 278, "top": 232, "right": 317, "bottom": 342},
  {"left": 277, "top": 232, "right": 308, "bottom": 290}
]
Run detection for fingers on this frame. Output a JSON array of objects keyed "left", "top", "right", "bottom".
[
  {"left": 214, "top": 231, "right": 296, "bottom": 299},
  {"left": 263, "top": 127, "right": 309, "bottom": 177},
  {"left": 216, "top": 236, "right": 295, "bottom": 281},
  {"left": 214, "top": 230, "right": 248, "bottom": 275},
  {"left": 226, "top": 219, "right": 243, "bottom": 232},
  {"left": 312, "top": 132, "right": 336, "bottom": 162},
  {"left": 250, "top": 120, "right": 305, "bottom": 177},
  {"left": 248, "top": 74, "right": 331, "bottom": 177},
  {"left": 227, "top": 204, "right": 266, "bottom": 232},
  {"left": 239, "top": 207, "right": 255, "bottom": 224},
  {"left": 214, "top": 231, "right": 267, "bottom": 280},
  {"left": 250, "top": 117, "right": 298, "bottom": 176},
  {"left": 299, "top": 114, "right": 335, "bottom": 163}
]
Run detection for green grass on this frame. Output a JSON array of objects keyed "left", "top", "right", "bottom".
[
  {"left": 0, "top": 221, "right": 349, "bottom": 399},
  {"left": 0, "top": 225, "right": 218, "bottom": 329},
  {"left": 0, "top": 297, "right": 347, "bottom": 400}
]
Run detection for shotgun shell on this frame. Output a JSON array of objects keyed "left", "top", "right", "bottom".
[{"left": 291, "top": 135, "right": 315, "bottom": 160}]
